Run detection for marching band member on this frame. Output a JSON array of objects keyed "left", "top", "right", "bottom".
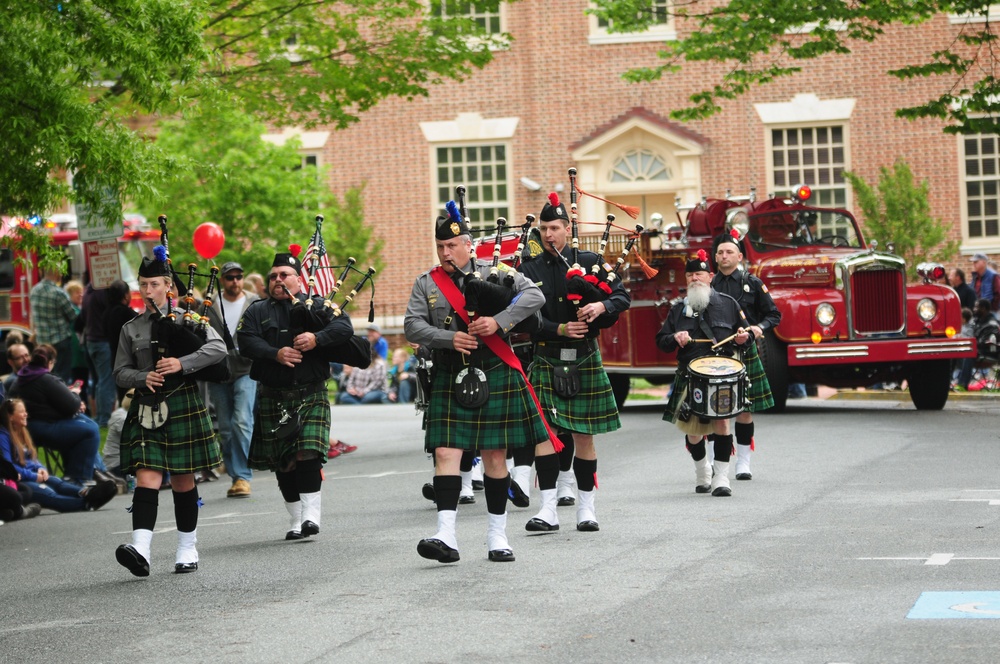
[
  {"left": 712, "top": 234, "right": 779, "bottom": 480},
  {"left": 517, "top": 193, "right": 630, "bottom": 533},
  {"left": 237, "top": 250, "right": 354, "bottom": 541},
  {"left": 113, "top": 254, "right": 226, "bottom": 576},
  {"left": 403, "top": 212, "right": 550, "bottom": 563},
  {"left": 656, "top": 251, "right": 751, "bottom": 497}
]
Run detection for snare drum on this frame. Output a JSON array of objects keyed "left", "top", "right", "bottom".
[{"left": 686, "top": 356, "right": 748, "bottom": 419}]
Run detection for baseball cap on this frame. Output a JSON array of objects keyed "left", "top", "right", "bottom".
[
  {"left": 366, "top": 323, "right": 380, "bottom": 332},
  {"left": 221, "top": 261, "right": 243, "bottom": 275},
  {"left": 971, "top": 252, "right": 989, "bottom": 262}
]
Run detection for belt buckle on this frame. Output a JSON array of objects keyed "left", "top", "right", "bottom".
[{"left": 560, "top": 348, "right": 577, "bottom": 362}]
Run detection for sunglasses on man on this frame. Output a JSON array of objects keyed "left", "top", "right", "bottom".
[{"left": 223, "top": 274, "right": 244, "bottom": 281}]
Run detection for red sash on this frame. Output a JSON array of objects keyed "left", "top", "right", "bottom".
[{"left": 430, "top": 266, "right": 563, "bottom": 452}]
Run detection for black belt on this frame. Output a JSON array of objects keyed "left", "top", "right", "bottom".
[
  {"left": 533, "top": 338, "right": 597, "bottom": 359},
  {"left": 258, "top": 382, "right": 326, "bottom": 400},
  {"left": 432, "top": 348, "right": 499, "bottom": 369}
]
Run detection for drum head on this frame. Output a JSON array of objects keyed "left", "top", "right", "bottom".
[{"left": 688, "top": 355, "right": 745, "bottom": 377}]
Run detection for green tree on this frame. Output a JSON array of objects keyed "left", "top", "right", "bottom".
[
  {"left": 1, "top": 0, "right": 509, "bottom": 222},
  {"left": 844, "top": 160, "right": 958, "bottom": 281},
  {"left": 134, "top": 104, "right": 383, "bottom": 281},
  {"left": 590, "top": 1, "right": 1000, "bottom": 133}
]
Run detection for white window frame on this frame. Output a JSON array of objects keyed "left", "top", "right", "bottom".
[
  {"left": 588, "top": 1, "right": 676, "bottom": 45},
  {"left": 958, "top": 132, "right": 1000, "bottom": 250}
]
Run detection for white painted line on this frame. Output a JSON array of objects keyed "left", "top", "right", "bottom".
[
  {"left": 858, "top": 554, "right": 1000, "bottom": 566},
  {"left": 950, "top": 499, "right": 1000, "bottom": 505},
  {"left": 328, "top": 469, "right": 428, "bottom": 480},
  {"left": 925, "top": 553, "right": 955, "bottom": 565}
]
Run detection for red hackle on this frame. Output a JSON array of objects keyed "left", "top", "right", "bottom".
[
  {"left": 548, "top": 192, "right": 560, "bottom": 207},
  {"left": 575, "top": 185, "right": 640, "bottom": 219},
  {"left": 697, "top": 249, "right": 708, "bottom": 261},
  {"left": 289, "top": 243, "right": 302, "bottom": 257}
]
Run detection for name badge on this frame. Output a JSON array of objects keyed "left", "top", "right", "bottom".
[{"left": 560, "top": 348, "right": 577, "bottom": 362}]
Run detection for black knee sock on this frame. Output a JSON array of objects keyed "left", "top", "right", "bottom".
[
  {"left": 511, "top": 445, "right": 534, "bottom": 467},
  {"left": 735, "top": 421, "right": 754, "bottom": 448},
  {"left": 685, "top": 437, "right": 706, "bottom": 461},
  {"left": 131, "top": 487, "right": 159, "bottom": 532},
  {"left": 535, "top": 453, "right": 559, "bottom": 490},
  {"left": 574, "top": 457, "right": 597, "bottom": 492},
  {"left": 172, "top": 488, "right": 199, "bottom": 533},
  {"left": 483, "top": 475, "right": 509, "bottom": 515},
  {"left": 434, "top": 475, "right": 461, "bottom": 512},
  {"left": 295, "top": 458, "right": 323, "bottom": 494},
  {"left": 459, "top": 450, "right": 477, "bottom": 473},
  {"left": 714, "top": 434, "right": 734, "bottom": 462},
  {"left": 276, "top": 470, "right": 299, "bottom": 503},
  {"left": 557, "top": 435, "right": 575, "bottom": 472}
]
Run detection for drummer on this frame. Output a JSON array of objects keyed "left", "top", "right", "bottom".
[{"left": 655, "top": 250, "right": 752, "bottom": 497}]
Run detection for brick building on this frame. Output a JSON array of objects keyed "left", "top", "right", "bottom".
[{"left": 272, "top": 3, "right": 1000, "bottom": 332}]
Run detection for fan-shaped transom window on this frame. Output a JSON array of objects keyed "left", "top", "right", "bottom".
[{"left": 610, "top": 149, "right": 672, "bottom": 183}]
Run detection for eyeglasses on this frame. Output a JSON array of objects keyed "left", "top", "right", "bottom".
[
  {"left": 268, "top": 273, "right": 296, "bottom": 281},
  {"left": 223, "top": 274, "right": 244, "bottom": 281}
]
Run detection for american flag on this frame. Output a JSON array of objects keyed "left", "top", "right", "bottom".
[{"left": 301, "top": 226, "right": 336, "bottom": 297}]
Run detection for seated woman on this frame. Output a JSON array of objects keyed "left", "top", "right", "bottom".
[
  {"left": 9, "top": 345, "right": 105, "bottom": 486},
  {"left": 387, "top": 348, "right": 417, "bottom": 404},
  {"left": 0, "top": 399, "right": 117, "bottom": 512}
]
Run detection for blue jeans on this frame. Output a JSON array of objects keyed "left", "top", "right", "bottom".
[
  {"left": 397, "top": 378, "right": 414, "bottom": 404},
  {"left": 85, "top": 340, "right": 115, "bottom": 427},
  {"left": 209, "top": 375, "right": 255, "bottom": 482},
  {"left": 23, "top": 476, "right": 86, "bottom": 512},
  {"left": 27, "top": 415, "right": 102, "bottom": 484},
  {"left": 338, "top": 390, "right": 388, "bottom": 404}
]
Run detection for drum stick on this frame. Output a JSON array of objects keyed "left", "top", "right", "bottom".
[{"left": 710, "top": 328, "right": 747, "bottom": 350}]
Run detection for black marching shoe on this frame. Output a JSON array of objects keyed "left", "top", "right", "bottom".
[
  {"left": 557, "top": 496, "right": 575, "bottom": 507},
  {"left": 735, "top": 472, "right": 752, "bottom": 481},
  {"left": 421, "top": 483, "right": 436, "bottom": 502},
  {"left": 115, "top": 544, "right": 150, "bottom": 577},
  {"left": 577, "top": 520, "right": 600, "bottom": 532},
  {"left": 417, "top": 538, "right": 460, "bottom": 563},
  {"left": 525, "top": 518, "right": 559, "bottom": 532},
  {"left": 301, "top": 521, "right": 320, "bottom": 537},
  {"left": 285, "top": 530, "right": 305, "bottom": 541},
  {"left": 458, "top": 494, "right": 476, "bottom": 505},
  {"left": 488, "top": 548, "right": 515, "bottom": 562},
  {"left": 508, "top": 481, "right": 530, "bottom": 509},
  {"left": 174, "top": 562, "right": 198, "bottom": 574},
  {"left": 712, "top": 486, "right": 732, "bottom": 497},
  {"left": 83, "top": 480, "right": 118, "bottom": 511},
  {"left": 695, "top": 484, "right": 711, "bottom": 494},
  {"left": 471, "top": 479, "right": 484, "bottom": 491}
]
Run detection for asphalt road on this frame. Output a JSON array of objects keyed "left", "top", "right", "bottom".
[{"left": 2, "top": 394, "right": 999, "bottom": 664}]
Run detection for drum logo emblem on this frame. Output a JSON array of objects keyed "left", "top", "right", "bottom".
[
  {"left": 712, "top": 387, "right": 734, "bottom": 414},
  {"left": 692, "top": 388, "right": 703, "bottom": 404}
]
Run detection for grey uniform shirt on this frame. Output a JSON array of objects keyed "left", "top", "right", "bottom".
[
  {"left": 113, "top": 305, "right": 227, "bottom": 389},
  {"left": 403, "top": 259, "right": 544, "bottom": 350}
]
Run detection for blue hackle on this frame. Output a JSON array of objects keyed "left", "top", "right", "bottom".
[
  {"left": 153, "top": 245, "right": 167, "bottom": 262},
  {"left": 445, "top": 200, "right": 462, "bottom": 224}
]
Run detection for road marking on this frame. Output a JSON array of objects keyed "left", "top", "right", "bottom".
[
  {"left": 908, "top": 592, "right": 1000, "bottom": 619},
  {"left": 950, "top": 499, "right": 1000, "bottom": 505},
  {"left": 328, "top": 469, "right": 428, "bottom": 480},
  {"left": 858, "top": 553, "right": 1000, "bottom": 566}
]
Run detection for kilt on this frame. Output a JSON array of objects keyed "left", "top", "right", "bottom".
[
  {"left": 661, "top": 371, "right": 714, "bottom": 436},
  {"left": 529, "top": 346, "right": 620, "bottom": 435},
  {"left": 425, "top": 353, "right": 548, "bottom": 451},
  {"left": 120, "top": 381, "right": 221, "bottom": 475},
  {"left": 745, "top": 341, "right": 774, "bottom": 412},
  {"left": 249, "top": 386, "right": 331, "bottom": 472}
]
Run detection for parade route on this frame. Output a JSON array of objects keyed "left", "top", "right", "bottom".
[{"left": 2, "top": 395, "right": 999, "bottom": 663}]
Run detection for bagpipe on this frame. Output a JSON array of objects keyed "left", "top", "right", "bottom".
[
  {"left": 282, "top": 215, "right": 378, "bottom": 369},
  {"left": 147, "top": 215, "right": 231, "bottom": 384}
]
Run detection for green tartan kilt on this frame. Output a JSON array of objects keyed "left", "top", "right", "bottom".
[
  {"left": 529, "top": 348, "right": 621, "bottom": 435},
  {"left": 745, "top": 341, "right": 774, "bottom": 412},
  {"left": 120, "top": 381, "right": 221, "bottom": 475},
  {"left": 249, "top": 389, "right": 331, "bottom": 472},
  {"left": 425, "top": 354, "right": 548, "bottom": 452}
]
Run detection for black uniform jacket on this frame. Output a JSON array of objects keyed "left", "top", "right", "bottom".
[
  {"left": 711, "top": 269, "right": 781, "bottom": 331},
  {"left": 655, "top": 291, "right": 750, "bottom": 371}
]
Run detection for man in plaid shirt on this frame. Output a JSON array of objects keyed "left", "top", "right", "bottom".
[
  {"left": 30, "top": 268, "right": 78, "bottom": 382},
  {"left": 336, "top": 350, "right": 389, "bottom": 404}
]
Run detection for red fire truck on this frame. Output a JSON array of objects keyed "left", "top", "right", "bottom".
[
  {"left": 0, "top": 214, "right": 160, "bottom": 336},
  {"left": 476, "top": 185, "right": 974, "bottom": 411}
]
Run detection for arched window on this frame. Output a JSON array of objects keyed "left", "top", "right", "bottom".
[{"left": 610, "top": 149, "right": 672, "bottom": 183}]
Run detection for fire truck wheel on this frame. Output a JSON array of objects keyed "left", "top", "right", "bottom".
[
  {"left": 907, "top": 360, "right": 951, "bottom": 410},
  {"left": 608, "top": 374, "right": 630, "bottom": 411},
  {"left": 759, "top": 331, "right": 788, "bottom": 412}
]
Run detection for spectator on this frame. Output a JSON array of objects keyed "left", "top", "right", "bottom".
[
  {"left": 0, "top": 398, "right": 117, "bottom": 512},
  {"left": 80, "top": 281, "right": 117, "bottom": 427},
  {"left": 65, "top": 280, "right": 92, "bottom": 416},
  {"left": 244, "top": 272, "right": 267, "bottom": 299},
  {"left": 102, "top": 389, "right": 133, "bottom": 481},
  {"left": 949, "top": 268, "right": 977, "bottom": 311},
  {"left": 956, "top": 298, "right": 1000, "bottom": 389},
  {"left": 2, "top": 344, "right": 31, "bottom": 394},
  {"left": 9, "top": 345, "right": 106, "bottom": 486},
  {"left": 970, "top": 253, "right": 1000, "bottom": 312},
  {"left": 336, "top": 348, "right": 389, "bottom": 404},
  {"left": 29, "top": 266, "right": 77, "bottom": 382},
  {"left": 387, "top": 348, "right": 417, "bottom": 404},
  {"left": 0, "top": 482, "right": 41, "bottom": 523},
  {"left": 366, "top": 323, "right": 389, "bottom": 360},
  {"left": 104, "top": 280, "right": 137, "bottom": 401}
]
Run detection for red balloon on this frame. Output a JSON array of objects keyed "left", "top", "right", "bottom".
[{"left": 192, "top": 222, "right": 225, "bottom": 259}]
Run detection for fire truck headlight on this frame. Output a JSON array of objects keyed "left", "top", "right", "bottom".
[
  {"left": 916, "top": 298, "right": 937, "bottom": 322},
  {"left": 815, "top": 303, "right": 836, "bottom": 326},
  {"left": 725, "top": 209, "right": 750, "bottom": 240}
]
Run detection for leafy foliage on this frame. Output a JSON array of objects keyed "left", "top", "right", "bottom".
[
  {"left": 133, "top": 104, "right": 383, "bottom": 279},
  {"left": 844, "top": 160, "right": 958, "bottom": 281},
  {"left": 589, "top": 1, "right": 1000, "bottom": 133}
]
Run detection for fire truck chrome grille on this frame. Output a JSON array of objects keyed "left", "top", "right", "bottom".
[{"left": 851, "top": 269, "right": 903, "bottom": 334}]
